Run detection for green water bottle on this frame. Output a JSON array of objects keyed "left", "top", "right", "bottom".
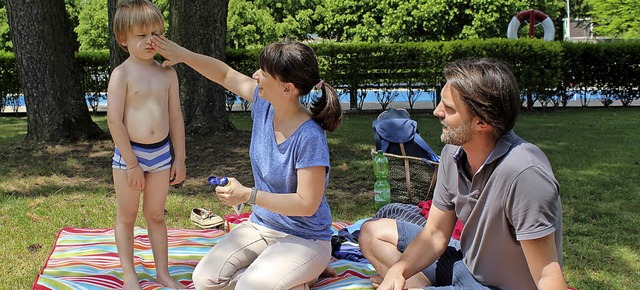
[{"left": 373, "top": 150, "right": 391, "bottom": 210}]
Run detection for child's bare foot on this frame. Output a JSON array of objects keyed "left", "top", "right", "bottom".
[
  {"left": 122, "top": 278, "right": 143, "bottom": 290},
  {"left": 157, "top": 275, "right": 186, "bottom": 289}
]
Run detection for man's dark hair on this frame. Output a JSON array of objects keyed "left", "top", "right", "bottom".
[{"left": 444, "top": 58, "right": 520, "bottom": 139}]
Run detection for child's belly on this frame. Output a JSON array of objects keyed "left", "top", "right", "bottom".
[{"left": 124, "top": 103, "right": 170, "bottom": 144}]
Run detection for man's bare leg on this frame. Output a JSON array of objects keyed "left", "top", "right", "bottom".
[{"left": 359, "top": 219, "right": 431, "bottom": 288}]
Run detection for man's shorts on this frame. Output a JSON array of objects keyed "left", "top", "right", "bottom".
[
  {"left": 112, "top": 136, "right": 172, "bottom": 173},
  {"left": 396, "top": 220, "right": 499, "bottom": 289}
]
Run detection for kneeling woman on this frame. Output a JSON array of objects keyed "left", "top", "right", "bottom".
[{"left": 151, "top": 36, "right": 342, "bottom": 290}]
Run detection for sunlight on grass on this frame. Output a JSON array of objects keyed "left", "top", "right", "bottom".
[
  {"left": 229, "top": 112, "right": 252, "bottom": 130},
  {"left": 0, "top": 116, "right": 27, "bottom": 142},
  {"left": 614, "top": 246, "right": 640, "bottom": 273},
  {"left": 1, "top": 108, "right": 639, "bottom": 289},
  {"left": 0, "top": 174, "right": 102, "bottom": 196}
]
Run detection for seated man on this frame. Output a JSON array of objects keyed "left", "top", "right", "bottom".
[{"left": 359, "top": 58, "right": 567, "bottom": 290}]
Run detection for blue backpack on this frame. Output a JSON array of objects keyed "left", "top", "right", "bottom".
[{"left": 372, "top": 108, "right": 440, "bottom": 167}]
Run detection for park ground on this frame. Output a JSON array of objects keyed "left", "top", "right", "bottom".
[{"left": 1, "top": 108, "right": 639, "bottom": 289}]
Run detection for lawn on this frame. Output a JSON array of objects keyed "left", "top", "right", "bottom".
[{"left": 1, "top": 107, "right": 639, "bottom": 289}]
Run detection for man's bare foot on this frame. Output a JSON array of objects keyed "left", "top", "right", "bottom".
[
  {"left": 370, "top": 274, "right": 383, "bottom": 288},
  {"left": 370, "top": 273, "right": 429, "bottom": 289},
  {"left": 157, "top": 275, "right": 186, "bottom": 289}
]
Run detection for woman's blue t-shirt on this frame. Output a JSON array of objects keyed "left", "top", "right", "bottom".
[{"left": 248, "top": 87, "right": 333, "bottom": 241}]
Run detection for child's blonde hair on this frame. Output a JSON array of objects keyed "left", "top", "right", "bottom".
[{"left": 114, "top": 0, "right": 164, "bottom": 52}]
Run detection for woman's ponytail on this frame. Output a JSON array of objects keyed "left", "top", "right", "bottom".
[{"left": 310, "top": 82, "right": 342, "bottom": 132}]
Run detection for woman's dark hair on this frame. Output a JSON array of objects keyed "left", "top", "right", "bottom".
[
  {"left": 444, "top": 58, "right": 520, "bottom": 139},
  {"left": 259, "top": 42, "right": 342, "bottom": 132}
]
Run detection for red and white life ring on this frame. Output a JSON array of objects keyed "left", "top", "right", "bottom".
[{"left": 507, "top": 10, "right": 555, "bottom": 41}]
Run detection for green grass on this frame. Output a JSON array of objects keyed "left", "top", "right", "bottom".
[{"left": 1, "top": 108, "right": 640, "bottom": 289}]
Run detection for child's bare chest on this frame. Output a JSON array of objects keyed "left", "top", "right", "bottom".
[{"left": 126, "top": 73, "right": 170, "bottom": 103}]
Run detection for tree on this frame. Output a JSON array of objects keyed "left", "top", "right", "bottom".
[
  {"left": 254, "top": 0, "right": 318, "bottom": 40},
  {"left": 316, "top": 0, "right": 568, "bottom": 43},
  {"left": 75, "top": 0, "right": 108, "bottom": 50},
  {"left": 226, "top": 0, "right": 319, "bottom": 48},
  {"left": 5, "top": 0, "right": 105, "bottom": 143},
  {"left": 0, "top": 1, "right": 12, "bottom": 51},
  {"left": 227, "top": 0, "right": 278, "bottom": 49},
  {"left": 315, "top": 0, "right": 382, "bottom": 42},
  {"left": 65, "top": 0, "right": 82, "bottom": 28},
  {"left": 587, "top": 0, "right": 640, "bottom": 39},
  {"left": 458, "top": 0, "right": 565, "bottom": 40},
  {"left": 169, "top": 0, "right": 234, "bottom": 134},
  {"left": 0, "top": 0, "right": 101, "bottom": 51},
  {"left": 107, "top": 0, "right": 128, "bottom": 71},
  {"left": 80, "top": 0, "right": 168, "bottom": 52}
]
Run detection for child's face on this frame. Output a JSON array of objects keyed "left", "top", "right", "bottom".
[{"left": 121, "top": 24, "right": 164, "bottom": 60}]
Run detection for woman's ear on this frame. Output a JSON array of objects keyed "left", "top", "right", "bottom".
[{"left": 282, "top": 82, "right": 299, "bottom": 97}]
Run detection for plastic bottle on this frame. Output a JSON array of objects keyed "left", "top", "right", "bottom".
[
  {"left": 208, "top": 176, "right": 229, "bottom": 186},
  {"left": 208, "top": 176, "right": 243, "bottom": 214},
  {"left": 373, "top": 150, "right": 391, "bottom": 210}
]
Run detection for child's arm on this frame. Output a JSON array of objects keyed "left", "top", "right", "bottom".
[
  {"left": 167, "top": 68, "right": 186, "bottom": 185},
  {"left": 151, "top": 35, "right": 256, "bottom": 102},
  {"left": 106, "top": 67, "right": 145, "bottom": 191}
]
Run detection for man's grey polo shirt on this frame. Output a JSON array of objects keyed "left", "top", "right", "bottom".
[{"left": 433, "top": 131, "right": 562, "bottom": 290}]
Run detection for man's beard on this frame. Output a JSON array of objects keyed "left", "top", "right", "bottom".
[{"left": 441, "top": 118, "right": 474, "bottom": 145}]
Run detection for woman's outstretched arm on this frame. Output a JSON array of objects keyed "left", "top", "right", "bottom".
[{"left": 151, "top": 35, "right": 256, "bottom": 102}]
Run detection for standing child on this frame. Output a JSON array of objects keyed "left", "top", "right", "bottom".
[{"left": 107, "top": 0, "right": 186, "bottom": 289}]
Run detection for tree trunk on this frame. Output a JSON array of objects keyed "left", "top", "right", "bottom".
[
  {"left": 108, "top": 0, "right": 128, "bottom": 71},
  {"left": 169, "top": 0, "right": 234, "bottom": 134},
  {"left": 526, "top": 91, "right": 534, "bottom": 111},
  {"left": 349, "top": 87, "right": 357, "bottom": 110},
  {"left": 5, "top": 0, "right": 106, "bottom": 143}
]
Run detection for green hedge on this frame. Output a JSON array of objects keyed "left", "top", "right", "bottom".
[
  {"left": 2, "top": 40, "right": 639, "bottom": 111},
  {"left": 0, "top": 51, "right": 20, "bottom": 112},
  {"left": 561, "top": 41, "right": 640, "bottom": 107}
]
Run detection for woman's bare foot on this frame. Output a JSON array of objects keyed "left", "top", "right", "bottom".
[{"left": 320, "top": 266, "right": 337, "bottom": 278}]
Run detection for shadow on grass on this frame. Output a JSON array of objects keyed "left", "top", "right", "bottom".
[
  {"left": 0, "top": 130, "right": 255, "bottom": 199},
  {"left": 1, "top": 108, "right": 639, "bottom": 288},
  {"left": 515, "top": 108, "right": 640, "bottom": 288}
]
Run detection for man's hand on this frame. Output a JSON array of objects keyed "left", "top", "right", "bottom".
[{"left": 376, "top": 266, "right": 407, "bottom": 290}]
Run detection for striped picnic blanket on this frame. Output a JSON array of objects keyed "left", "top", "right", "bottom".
[{"left": 33, "top": 221, "right": 375, "bottom": 289}]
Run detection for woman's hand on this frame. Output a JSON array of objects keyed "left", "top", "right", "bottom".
[
  {"left": 151, "top": 35, "right": 187, "bottom": 67},
  {"left": 215, "top": 177, "right": 251, "bottom": 207}
]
